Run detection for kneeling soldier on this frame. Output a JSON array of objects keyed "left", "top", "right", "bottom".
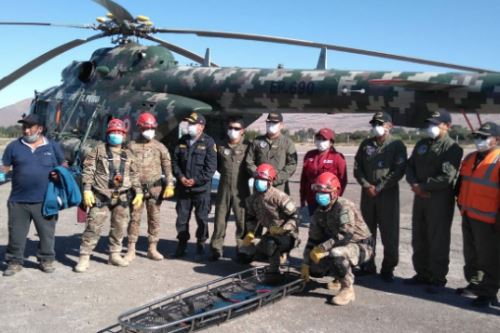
[
  {"left": 74, "top": 118, "right": 143, "bottom": 272},
  {"left": 301, "top": 172, "right": 374, "bottom": 305},
  {"left": 242, "top": 163, "right": 299, "bottom": 280}
]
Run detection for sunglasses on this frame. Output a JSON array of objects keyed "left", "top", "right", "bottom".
[{"left": 228, "top": 126, "right": 243, "bottom": 130}]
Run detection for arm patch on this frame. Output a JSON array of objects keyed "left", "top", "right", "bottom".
[{"left": 283, "top": 199, "right": 297, "bottom": 215}]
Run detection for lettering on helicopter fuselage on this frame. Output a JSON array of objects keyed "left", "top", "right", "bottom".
[
  {"left": 62, "top": 93, "right": 100, "bottom": 104},
  {"left": 269, "top": 81, "right": 315, "bottom": 95}
]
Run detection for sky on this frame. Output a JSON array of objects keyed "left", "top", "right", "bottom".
[{"left": 1, "top": 0, "right": 499, "bottom": 108}]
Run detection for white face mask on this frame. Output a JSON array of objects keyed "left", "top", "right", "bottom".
[
  {"left": 266, "top": 122, "right": 280, "bottom": 135},
  {"left": 315, "top": 140, "right": 330, "bottom": 152},
  {"left": 426, "top": 125, "right": 440, "bottom": 139},
  {"left": 227, "top": 129, "right": 241, "bottom": 141},
  {"left": 371, "top": 125, "right": 386, "bottom": 137},
  {"left": 142, "top": 129, "right": 155, "bottom": 140},
  {"left": 187, "top": 124, "right": 199, "bottom": 138},
  {"left": 475, "top": 137, "right": 492, "bottom": 152}
]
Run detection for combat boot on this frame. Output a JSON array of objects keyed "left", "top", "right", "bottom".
[
  {"left": 3, "top": 263, "right": 22, "bottom": 277},
  {"left": 174, "top": 240, "right": 187, "bottom": 258},
  {"left": 147, "top": 242, "right": 164, "bottom": 261},
  {"left": 331, "top": 283, "right": 355, "bottom": 306},
  {"left": 108, "top": 253, "right": 129, "bottom": 267},
  {"left": 326, "top": 279, "right": 341, "bottom": 292},
  {"left": 124, "top": 242, "right": 137, "bottom": 262},
  {"left": 74, "top": 255, "right": 90, "bottom": 273}
]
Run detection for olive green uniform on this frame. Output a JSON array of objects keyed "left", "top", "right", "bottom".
[
  {"left": 406, "top": 134, "right": 463, "bottom": 284},
  {"left": 80, "top": 143, "right": 141, "bottom": 255},
  {"left": 128, "top": 138, "right": 174, "bottom": 243},
  {"left": 354, "top": 136, "right": 407, "bottom": 274},
  {"left": 245, "top": 134, "right": 297, "bottom": 193},
  {"left": 210, "top": 139, "right": 251, "bottom": 256}
]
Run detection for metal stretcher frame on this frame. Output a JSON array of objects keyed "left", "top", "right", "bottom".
[{"left": 118, "top": 266, "right": 305, "bottom": 333}]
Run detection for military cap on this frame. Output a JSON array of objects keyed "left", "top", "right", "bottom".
[
  {"left": 473, "top": 122, "right": 498, "bottom": 137},
  {"left": 266, "top": 112, "right": 283, "bottom": 123},
  {"left": 18, "top": 113, "right": 43, "bottom": 126},
  {"left": 425, "top": 109, "right": 452, "bottom": 124},
  {"left": 184, "top": 112, "right": 206, "bottom": 125},
  {"left": 316, "top": 128, "right": 335, "bottom": 141},
  {"left": 369, "top": 111, "right": 392, "bottom": 125}
]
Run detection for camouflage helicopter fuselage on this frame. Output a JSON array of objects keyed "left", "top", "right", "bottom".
[{"left": 32, "top": 42, "right": 500, "bottom": 160}]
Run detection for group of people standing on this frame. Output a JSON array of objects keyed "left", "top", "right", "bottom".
[{"left": 1, "top": 109, "right": 498, "bottom": 308}]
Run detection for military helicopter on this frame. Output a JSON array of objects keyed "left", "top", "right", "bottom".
[{"left": 1, "top": 0, "right": 500, "bottom": 162}]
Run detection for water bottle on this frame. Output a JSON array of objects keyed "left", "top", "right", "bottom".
[{"left": 0, "top": 162, "right": 5, "bottom": 183}]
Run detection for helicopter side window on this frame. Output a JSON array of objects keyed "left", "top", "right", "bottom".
[{"left": 78, "top": 61, "right": 95, "bottom": 83}]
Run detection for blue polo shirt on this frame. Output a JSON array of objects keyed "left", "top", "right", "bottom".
[{"left": 2, "top": 137, "right": 64, "bottom": 203}]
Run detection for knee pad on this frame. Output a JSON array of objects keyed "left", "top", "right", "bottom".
[
  {"left": 331, "top": 256, "right": 348, "bottom": 278},
  {"left": 263, "top": 237, "right": 279, "bottom": 257}
]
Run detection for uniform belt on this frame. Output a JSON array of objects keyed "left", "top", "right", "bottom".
[{"left": 142, "top": 179, "right": 163, "bottom": 188}]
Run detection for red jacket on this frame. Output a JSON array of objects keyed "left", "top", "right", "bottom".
[{"left": 300, "top": 147, "right": 347, "bottom": 206}]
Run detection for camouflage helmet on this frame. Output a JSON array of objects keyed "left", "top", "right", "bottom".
[
  {"left": 137, "top": 112, "right": 158, "bottom": 129},
  {"left": 255, "top": 163, "right": 277, "bottom": 182},
  {"left": 107, "top": 118, "right": 127, "bottom": 134}
]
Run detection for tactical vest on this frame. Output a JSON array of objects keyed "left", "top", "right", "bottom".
[{"left": 457, "top": 148, "right": 500, "bottom": 224}]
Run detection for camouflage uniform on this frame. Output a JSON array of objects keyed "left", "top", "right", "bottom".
[
  {"left": 303, "top": 197, "right": 373, "bottom": 289},
  {"left": 80, "top": 143, "right": 141, "bottom": 255},
  {"left": 406, "top": 134, "right": 463, "bottom": 285},
  {"left": 354, "top": 136, "right": 407, "bottom": 274},
  {"left": 210, "top": 139, "right": 250, "bottom": 257},
  {"left": 245, "top": 134, "right": 297, "bottom": 193},
  {"left": 245, "top": 187, "right": 299, "bottom": 272},
  {"left": 128, "top": 138, "right": 174, "bottom": 243}
]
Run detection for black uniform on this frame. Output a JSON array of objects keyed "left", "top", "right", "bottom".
[{"left": 172, "top": 133, "right": 217, "bottom": 243}]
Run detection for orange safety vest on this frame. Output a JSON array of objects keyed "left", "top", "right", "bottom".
[{"left": 457, "top": 148, "right": 500, "bottom": 224}]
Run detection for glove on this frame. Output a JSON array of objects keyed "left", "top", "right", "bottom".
[
  {"left": 163, "top": 185, "right": 175, "bottom": 199},
  {"left": 83, "top": 190, "right": 95, "bottom": 208},
  {"left": 269, "top": 225, "right": 287, "bottom": 236},
  {"left": 300, "top": 264, "right": 310, "bottom": 282},
  {"left": 242, "top": 232, "right": 255, "bottom": 247},
  {"left": 132, "top": 193, "right": 144, "bottom": 210},
  {"left": 309, "top": 246, "right": 328, "bottom": 264}
]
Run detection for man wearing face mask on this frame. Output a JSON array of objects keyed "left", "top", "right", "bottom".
[
  {"left": 172, "top": 112, "right": 217, "bottom": 258},
  {"left": 209, "top": 118, "right": 250, "bottom": 261},
  {"left": 124, "top": 112, "right": 175, "bottom": 262},
  {"left": 2, "top": 114, "right": 65, "bottom": 277},
  {"left": 300, "top": 172, "right": 373, "bottom": 306},
  {"left": 455, "top": 122, "right": 500, "bottom": 307},
  {"left": 353, "top": 112, "right": 407, "bottom": 281},
  {"left": 405, "top": 109, "right": 463, "bottom": 293},
  {"left": 245, "top": 113, "right": 297, "bottom": 194},
  {"left": 300, "top": 128, "right": 347, "bottom": 217},
  {"left": 74, "top": 118, "right": 143, "bottom": 272},
  {"left": 242, "top": 163, "right": 299, "bottom": 281}
]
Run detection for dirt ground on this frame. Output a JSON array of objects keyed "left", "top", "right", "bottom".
[{"left": 0, "top": 144, "right": 499, "bottom": 333}]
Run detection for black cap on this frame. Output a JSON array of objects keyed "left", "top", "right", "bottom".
[
  {"left": 473, "top": 122, "right": 498, "bottom": 137},
  {"left": 184, "top": 112, "right": 206, "bottom": 125},
  {"left": 369, "top": 112, "right": 392, "bottom": 125},
  {"left": 266, "top": 112, "right": 283, "bottom": 123},
  {"left": 18, "top": 114, "right": 42, "bottom": 126},
  {"left": 425, "top": 109, "right": 452, "bottom": 125}
]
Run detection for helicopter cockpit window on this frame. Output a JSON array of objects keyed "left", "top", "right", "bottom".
[{"left": 78, "top": 61, "right": 95, "bottom": 83}]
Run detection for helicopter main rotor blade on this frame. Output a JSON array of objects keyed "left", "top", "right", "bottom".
[
  {"left": 0, "top": 21, "right": 93, "bottom": 29},
  {"left": 153, "top": 28, "right": 497, "bottom": 73},
  {"left": 92, "top": 0, "right": 134, "bottom": 24},
  {"left": 143, "top": 35, "right": 218, "bottom": 67},
  {"left": 0, "top": 33, "right": 107, "bottom": 91}
]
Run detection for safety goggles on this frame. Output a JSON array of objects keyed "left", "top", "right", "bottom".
[{"left": 310, "top": 183, "right": 337, "bottom": 192}]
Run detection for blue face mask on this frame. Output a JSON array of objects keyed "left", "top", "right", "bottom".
[
  {"left": 254, "top": 179, "right": 269, "bottom": 192},
  {"left": 23, "top": 133, "right": 39, "bottom": 143},
  {"left": 108, "top": 133, "right": 124, "bottom": 146},
  {"left": 315, "top": 193, "right": 331, "bottom": 207}
]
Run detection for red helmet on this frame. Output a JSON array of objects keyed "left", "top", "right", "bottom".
[
  {"left": 255, "top": 163, "right": 277, "bottom": 182},
  {"left": 137, "top": 112, "right": 158, "bottom": 129},
  {"left": 311, "top": 172, "right": 341, "bottom": 193},
  {"left": 107, "top": 118, "right": 127, "bottom": 134}
]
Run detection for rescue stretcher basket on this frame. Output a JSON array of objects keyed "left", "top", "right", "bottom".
[{"left": 118, "top": 265, "right": 305, "bottom": 332}]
